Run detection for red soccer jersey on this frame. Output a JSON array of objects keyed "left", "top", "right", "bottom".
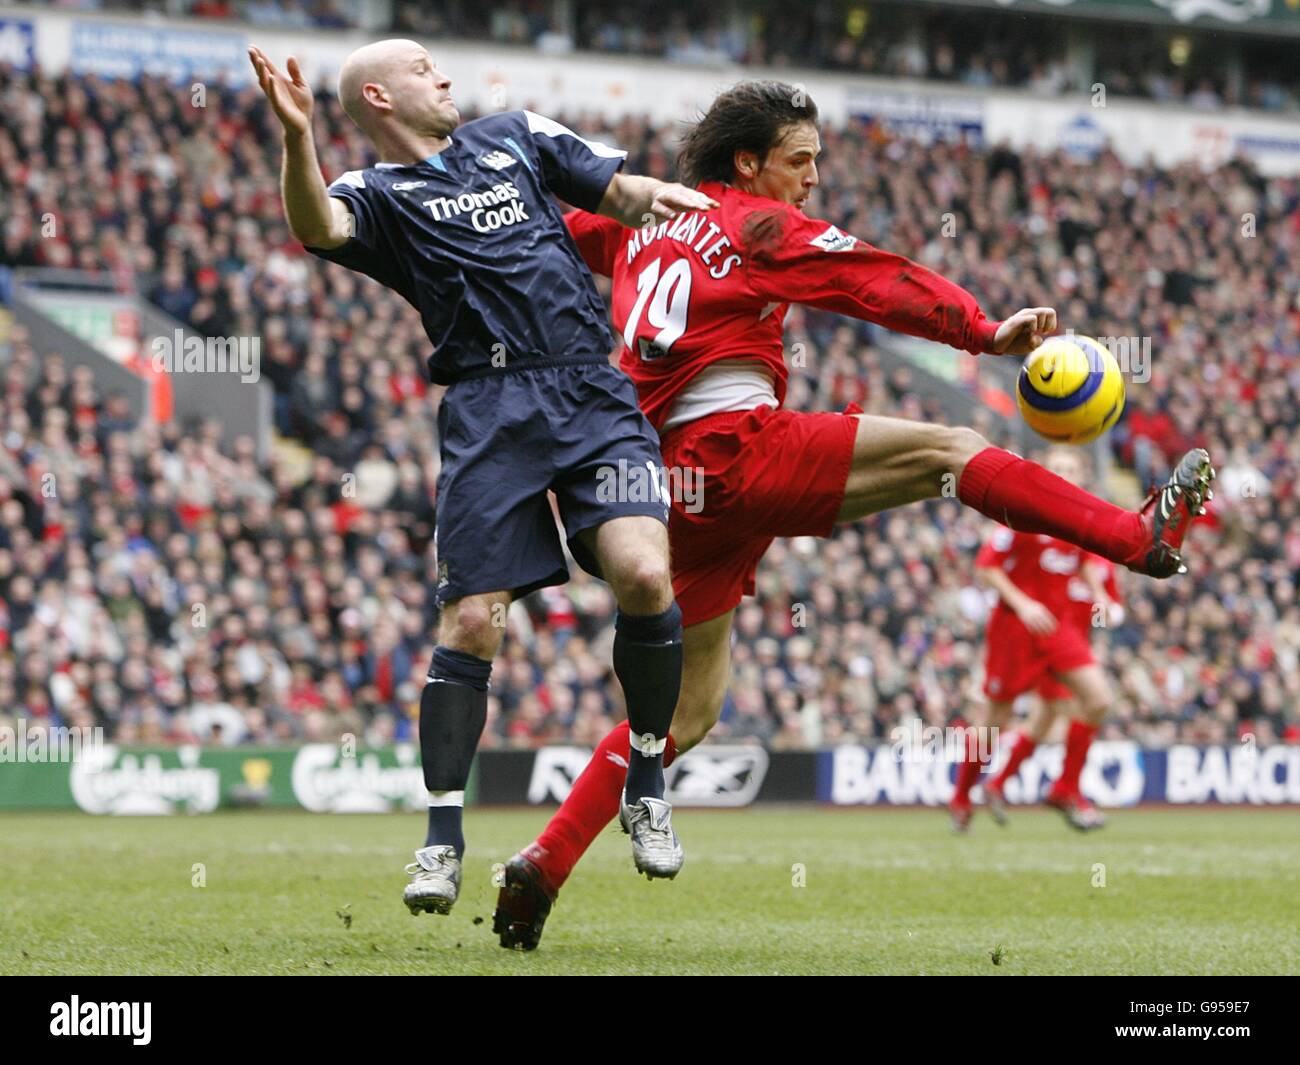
[
  {"left": 565, "top": 181, "right": 1002, "bottom": 431},
  {"left": 975, "top": 528, "right": 1096, "bottom": 623}
]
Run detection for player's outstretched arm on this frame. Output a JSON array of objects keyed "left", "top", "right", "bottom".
[
  {"left": 248, "top": 46, "right": 352, "bottom": 250},
  {"left": 597, "top": 174, "right": 718, "bottom": 228},
  {"left": 749, "top": 210, "right": 1056, "bottom": 357}
]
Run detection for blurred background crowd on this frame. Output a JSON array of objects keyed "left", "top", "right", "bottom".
[
  {"left": 2, "top": 58, "right": 1299, "bottom": 751},
  {"left": 48, "top": 0, "right": 1300, "bottom": 112}
]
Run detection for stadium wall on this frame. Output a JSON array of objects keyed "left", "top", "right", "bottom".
[
  {"left": 10, "top": 280, "right": 152, "bottom": 425},
  {"left": 3, "top": 743, "right": 1297, "bottom": 812},
  {"left": 2, "top": 4, "right": 1300, "bottom": 174}
]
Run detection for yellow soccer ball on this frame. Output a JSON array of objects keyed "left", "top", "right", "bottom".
[{"left": 1016, "top": 335, "right": 1125, "bottom": 445}]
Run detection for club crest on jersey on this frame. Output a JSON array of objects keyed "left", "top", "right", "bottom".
[
  {"left": 479, "top": 149, "right": 518, "bottom": 170},
  {"left": 810, "top": 225, "right": 858, "bottom": 253}
]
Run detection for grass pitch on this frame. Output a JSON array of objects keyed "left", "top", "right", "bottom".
[{"left": 1, "top": 807, "right": 1296, "bottom": 975}]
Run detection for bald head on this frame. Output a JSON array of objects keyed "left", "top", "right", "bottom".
[
  {"left": 337, "top": 39, "right": 458, "bottom": 144},
  {"left": 338, "top": 39, "right": 419, "bottom": 130}
]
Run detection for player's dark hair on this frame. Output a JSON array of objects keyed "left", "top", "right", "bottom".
[{"left": 677, "top": 81, "right": 819, "bottom": 187}]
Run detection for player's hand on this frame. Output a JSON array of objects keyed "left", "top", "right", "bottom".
[
  {"left": 249, "top": 46, "right": 314, "bottom": 137},
  {"left": 646, "top": 183, "right": 719, "bottom": 222},
  {"left": 1015, "top": 598, "right": 1058, "bottom": 636},
  {"left": 991, "top": 307, "right": 1057, "bottom": 356}
]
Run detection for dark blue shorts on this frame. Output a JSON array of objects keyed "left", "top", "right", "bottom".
[{"left": 433, "top": 359, "right": 669, "bottom": 604}]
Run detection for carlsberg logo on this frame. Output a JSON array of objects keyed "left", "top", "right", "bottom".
[
  {"left": 291, "top": 744, "right": 425, "bottom": 813},
  {"left": 70, "top": 746, "right": 220, "bottom": 815}
]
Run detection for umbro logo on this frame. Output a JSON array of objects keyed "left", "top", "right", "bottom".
[
  {"left": 479, "top": 150, "right": 518, "bottom": 170},
  {"left": 393, "top": 181, "right": 428, "bottom": 191}
]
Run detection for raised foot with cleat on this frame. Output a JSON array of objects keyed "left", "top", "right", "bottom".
[
  {"left": 403, "top": 844, "right": 461, "bottom": 915},
  {"left": 1130, "top": 448, "right": 1216, "bottom": 579},
  {"left": 493, "top": 845, "right": 558, "bottom": 951},
  {"left": 1045, "top": 791, "right": 1107, "bottom": 832},
  {"left": 619, "top": 794, "right": 685, "bottom": 879}
]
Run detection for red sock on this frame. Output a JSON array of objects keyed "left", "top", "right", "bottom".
[
  {"left": 1054, "top": 719, "right": 1098, "bottom": 798},
  {"left": 990, "top": 731, "right": 1036, "bottom": 791},
  {"left": 530, "top": 721, "right": 678, "bottom": 888},
  {"left": 951, "top": 729, "right": 988, "bottom": 807},
  {"left": 959, "top": 447, "right": 1146, "bottom": 565}
]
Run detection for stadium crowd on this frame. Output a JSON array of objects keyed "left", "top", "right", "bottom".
[
  {"left": 2, "top": 64, "right": 1299, "bottom": 752},
  {"left": 49, "top": 0, "right": 1300, "bottom": 112}
]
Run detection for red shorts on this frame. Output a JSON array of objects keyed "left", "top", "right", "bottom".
[
  {"left": 658, "top": 405, "right": 859, "bottom": 626},
  {"left": 983, "top": 609, "right": 1095, "bottom": 703}
]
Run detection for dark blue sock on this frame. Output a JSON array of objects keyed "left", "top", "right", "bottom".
[
  {"left": 624, "top": 739, "right": 666, "bottom": 805},
  {"left": 420, "top": 646, "right": 492, "bottom": 857},
  {"left": 613, "top": 604, "right": 683, "bottom": 805},
  {"left": 425, "top": 804, "right": 465, "bottom": 855}
]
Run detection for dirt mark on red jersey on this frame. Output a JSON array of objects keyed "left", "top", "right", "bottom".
[{"left": 741, "top": 209, "right": 788, "bottom": 262}]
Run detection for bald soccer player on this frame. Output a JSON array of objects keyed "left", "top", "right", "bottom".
[{"left": 249, "top": 40, "right": 717, "bottom": 917}]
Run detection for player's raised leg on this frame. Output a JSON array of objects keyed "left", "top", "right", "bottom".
[
  {"left": 1045, "top": 665, "right": 1111, "bottom": 831},
  {"left": 494, "top": 609, "right": 733, "bottom": 950},
  {"left": 403, "top": 590, "right": 506, "bottom": 916},
  {"left": 834, "top": 416, "right": 1214, "bottom": 578},
  {"left": 511, "top": 607, "right": 731, "bottom": 901}
]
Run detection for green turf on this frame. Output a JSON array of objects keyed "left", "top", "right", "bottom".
[{"left": 1, "top": 807, "right": 1297, "bottom": 975}]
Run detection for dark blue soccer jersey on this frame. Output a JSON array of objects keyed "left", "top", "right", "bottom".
[{"left": 306, "top": 110, "right": 625, "bottom": 385}]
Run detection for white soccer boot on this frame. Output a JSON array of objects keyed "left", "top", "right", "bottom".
[
  {"left": 618, "top": 794, "right": 685, "bottom": 880},
  {"left": 403, "top": 844, "right": 461, "bottom": 915}
]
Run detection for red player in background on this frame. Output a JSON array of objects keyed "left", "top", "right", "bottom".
[{"left": 950, "top": 447, "right": 1123, "bottom": 832}]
